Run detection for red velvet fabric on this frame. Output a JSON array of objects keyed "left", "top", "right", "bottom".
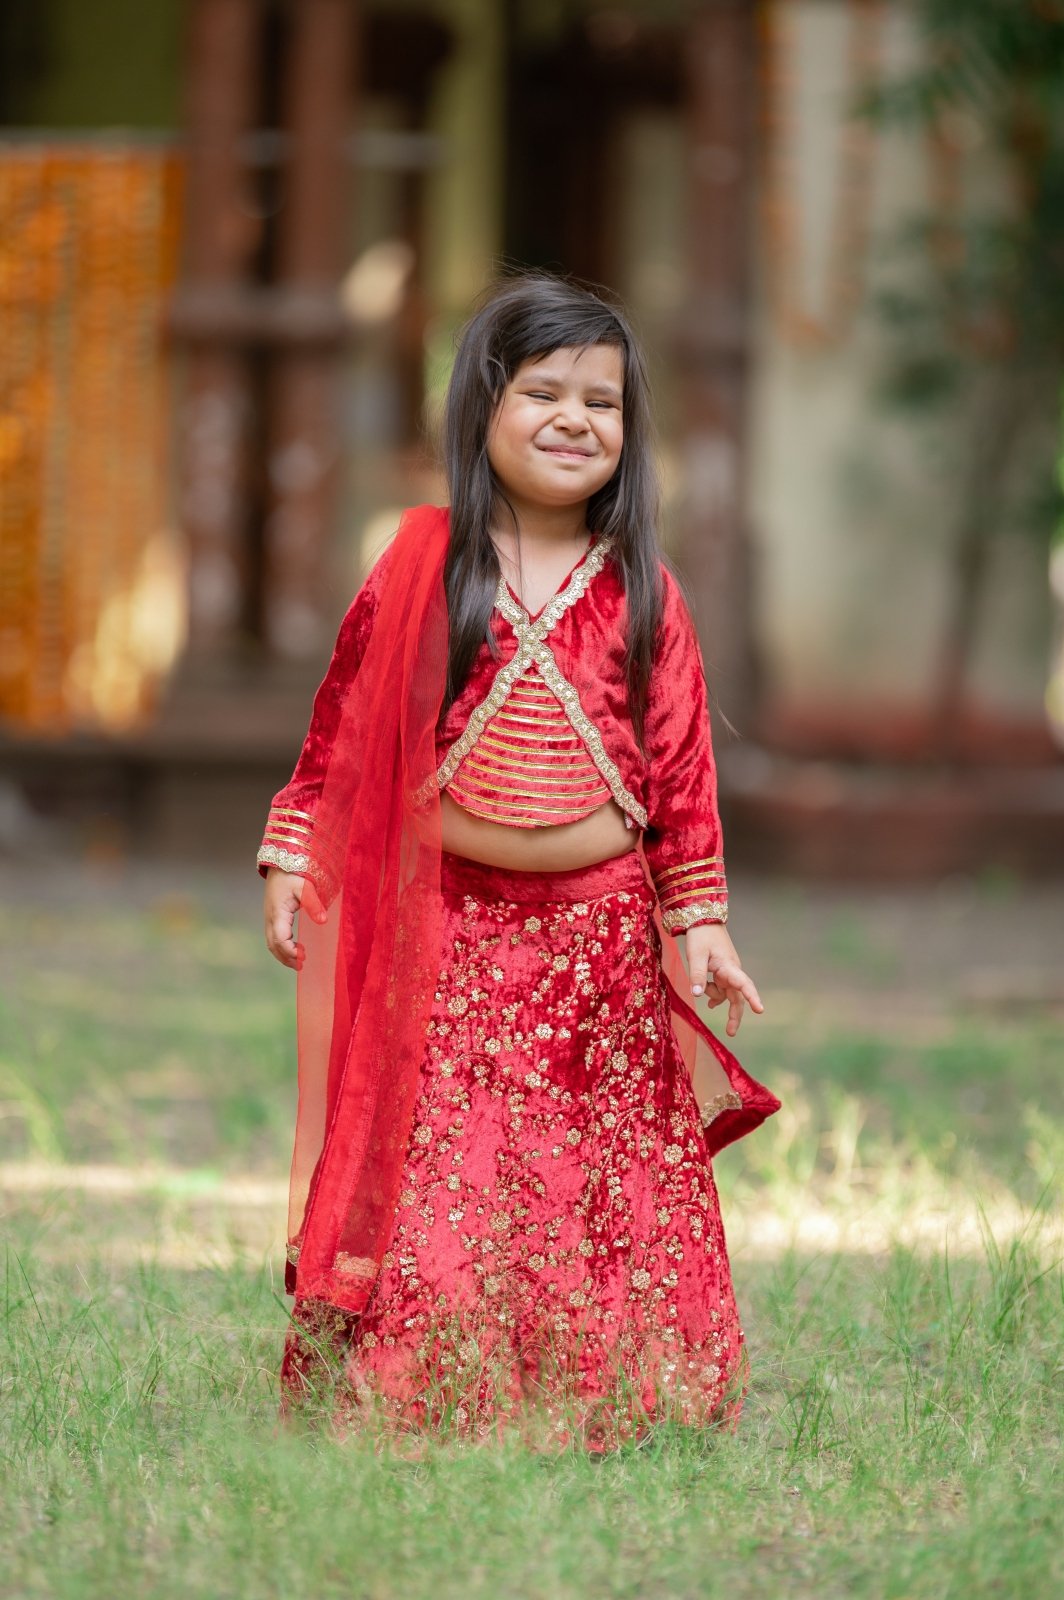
[
  {"left": 435, "top": 551, "right": 729, "bottom": 914},
  {"left": 261, "top": 526, "right": 732, "bottom": 928},
  {"left": 281, "top": 851, "right": 759, "bottom": 1447},
  {"left": 263, "top": 506, "right": 779, "bottom": 1331}
]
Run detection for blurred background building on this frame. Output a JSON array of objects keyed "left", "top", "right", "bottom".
[{"left": 1, "top": 0, "right": 1062, "bottom": 874}]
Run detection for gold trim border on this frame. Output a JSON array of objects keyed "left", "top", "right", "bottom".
[
  {"left": 423, "top": 535, "right": 649, "bottom": 829},
  {"left": 701, "top": 1089, "right": 742, "bottom": 1129},
  {"left": 661, "top": 899, "right": 729, "bottom": 930}
]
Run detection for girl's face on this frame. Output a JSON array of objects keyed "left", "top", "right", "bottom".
[{"left": 487, "top": 344, "right": 624, "bottom": 512}]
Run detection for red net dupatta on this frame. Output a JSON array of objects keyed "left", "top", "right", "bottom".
[
  {"left": 647, "top": 857, "right": 782, "bottom": 1159},
  {"left": 287, "top": 505, "right": 449, "bottom": 1313}
]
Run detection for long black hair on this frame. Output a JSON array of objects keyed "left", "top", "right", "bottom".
[{"left": 441, "top": 271, "right": 663, "bottom": 748}]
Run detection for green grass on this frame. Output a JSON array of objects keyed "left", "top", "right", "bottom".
[
  {"left": 1, "top": 868, "right": 1062, "bottom": 1599},
  {"left": 2, "top": 1230, "right": 1059, "bottom": 1599}
]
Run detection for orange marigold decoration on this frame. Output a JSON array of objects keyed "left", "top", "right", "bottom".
[{"left": 0, "top": 142, "right": 183, "bottom": 732}]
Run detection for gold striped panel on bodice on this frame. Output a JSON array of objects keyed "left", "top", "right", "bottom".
[
  {"left": 428, "top": 536, "right": 650, "bottom": 830},
  {"left": 445, "top": 665, "right": 611, "bottom": 827}
]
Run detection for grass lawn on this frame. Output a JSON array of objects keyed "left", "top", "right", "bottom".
[{"left": 1, "top": 863, "right": 1061, "bottom": 1599}]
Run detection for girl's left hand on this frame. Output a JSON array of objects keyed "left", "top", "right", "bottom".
[{"left": 684, "top": 922, "right": 764, "bottom": 1037}]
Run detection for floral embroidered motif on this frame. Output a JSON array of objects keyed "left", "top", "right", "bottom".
[
  {"left": 284, "top": 1241, "right": 377, "bottom": 1280},
  {"left": 281, "top": 853, "right": 745, "bottom": 1445}
]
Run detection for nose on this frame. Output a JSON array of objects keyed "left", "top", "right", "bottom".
[{"left": 552, "top": 396, "right": 589, "bottom": 432}]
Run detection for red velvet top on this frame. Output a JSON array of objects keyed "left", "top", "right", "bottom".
[{"left": 258, "top": 531, "right": 729, "bottom": 931}]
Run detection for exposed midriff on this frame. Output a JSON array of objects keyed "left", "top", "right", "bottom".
[{"left": 440, "top": 792, "right": 637, "bottom": 872}]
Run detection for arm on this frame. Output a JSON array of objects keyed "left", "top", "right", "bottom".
[
  {"left": 260, "top": 546, "right": 393, "bottom": 968},
  {"left": 641, "top": 566, "right": 729, "bottom": 932},
  {"left": 642, "top": 568, "right": 762, "bottom": 1034},
  {"left": 258, "top": 546, "right": 393, "bottom": 887}
]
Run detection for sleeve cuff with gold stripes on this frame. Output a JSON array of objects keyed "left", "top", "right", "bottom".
[
  {"left": 256, "top": 805, "right": 341, "bottom": 894},
  {"left": 654, "top": 856, "right": 729, "bottom": 931}
]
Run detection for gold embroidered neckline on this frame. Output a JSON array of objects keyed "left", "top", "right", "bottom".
[
  {"left": 497, "top": 534, "right": 599, "bottom": 624},
  {"left": 492, "top": 533, "right": 611, "bottom": 635}
]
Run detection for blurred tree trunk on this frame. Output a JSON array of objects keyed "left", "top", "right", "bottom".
[{"left": 933, "top": 375, "right": 1027, "bottom": 757}]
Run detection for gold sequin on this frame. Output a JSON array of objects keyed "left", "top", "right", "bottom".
[
  {"left": 334, "top": 1251, "right": 379, "bottom": 1280},
  {"left": 700, "top": 1090, "right": 742, "bottom": 1128},
  {"left": 661, "top": 900, "right": 729, "bottom": 931},
  {"left": 257, "top": 843, "right": 312, "bottom": 877},
  {"left": 258, "top": 801, "right": 345, "bottom": 894},
  {"left": 287, "top": 867, "right": 750, "bottom": 1444}
]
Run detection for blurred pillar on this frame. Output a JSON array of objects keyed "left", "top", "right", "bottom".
[
  {"left": 677, "top": 0, "right": 761, "bottom": 730},
  {"left": 262, "top": 0, "right": 358, "bottom": 660},
  {"left": 177, "top": 0, "right": 260, "bottom": 662}
]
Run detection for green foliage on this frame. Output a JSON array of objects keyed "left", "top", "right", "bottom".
[{"left": 862, "top": 0, "right": 1064, "bottom": 542}]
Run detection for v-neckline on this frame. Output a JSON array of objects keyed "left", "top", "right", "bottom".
[{"left": 501, "top": 534, "right": 597, "bottom": 622}]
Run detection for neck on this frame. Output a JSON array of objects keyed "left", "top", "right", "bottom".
[{"left": 490, "top": 494, "right": 591, "bottom": 552}]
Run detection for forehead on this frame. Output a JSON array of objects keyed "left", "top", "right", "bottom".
[{"left": 513, "top": 344, "right": 624, "bottom": 388}]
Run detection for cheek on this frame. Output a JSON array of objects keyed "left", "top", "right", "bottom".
[
  {"left": 485, "top": 413, "right": 516, "bottom": 470},
  {"left": 488, "top": 405, "right": 529, "bottom": 456}
]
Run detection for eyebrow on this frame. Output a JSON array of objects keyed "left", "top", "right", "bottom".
[{"left": 521, "top": 369, "right": 623, "bottom": 402}]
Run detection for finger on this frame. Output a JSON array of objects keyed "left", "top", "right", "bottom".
[
  {"left": 689, "top": 949, "right": 711, "bottom": 996},
  {"left": 737, "top": 974, "right": 765, "bottom": 1014},
  {"left": 268, "top": 915, "right": 301, "bottom": 969},
  {"left": 713, "top": 964, "right": 764, "bottom": 1016},
  {"left": 301, "top": 883, "right": 327, "bottom": 925},
  {"left": 725, "top": 988, "right": 746, "bottom": 1037},
  {"left": 704, "top": 981, "right": 727, "bottom": 1007},
  {"left": 268, "top": 941, "right": 300, "bottom": 971}
]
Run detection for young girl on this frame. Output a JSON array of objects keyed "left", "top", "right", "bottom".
[{"left": 259, "top": 274, "right": 779, "bottom": 1448}]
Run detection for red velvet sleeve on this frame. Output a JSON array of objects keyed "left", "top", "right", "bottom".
[
  {"left": 641, "top": 566, "right": 729, "bottom": 933},
  {"left": 256, "top": 544, "right": 395, "bottom": 887}
]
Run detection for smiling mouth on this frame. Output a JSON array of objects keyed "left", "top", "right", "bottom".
[{"left": 538, "top": 445, "right": 595, "bottom": 459}]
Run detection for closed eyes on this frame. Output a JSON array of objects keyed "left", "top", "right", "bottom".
[{"left": 525, "top": 391, "right": 617, "bottom": 409}]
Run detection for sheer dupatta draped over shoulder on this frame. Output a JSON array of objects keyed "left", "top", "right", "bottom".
[{"left": 288, "top": 505, "right": 449, "bottom": 1313}]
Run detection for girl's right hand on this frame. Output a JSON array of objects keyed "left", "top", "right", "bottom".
[{"left": 263, "top": 867, "right": 308, "bottom": 970}]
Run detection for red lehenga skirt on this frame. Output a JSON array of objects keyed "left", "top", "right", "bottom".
[{"left": 282, "top": 849, "right": 754, "bottom": 1449}]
